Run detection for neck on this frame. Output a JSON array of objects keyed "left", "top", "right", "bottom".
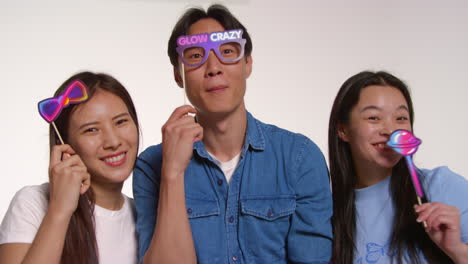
[
  {"left": 354, "top": 161, "right": 392, "bottom": 189},
  {"left": 197, "top": 104, "right": 247, "bottom": 162},
  {"left": 91, "top": 181, "right": 124, "bottom": 210}
]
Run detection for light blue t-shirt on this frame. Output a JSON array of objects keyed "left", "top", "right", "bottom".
[{"left": 354, "top": 166, "right": 468, "bottom": 264}]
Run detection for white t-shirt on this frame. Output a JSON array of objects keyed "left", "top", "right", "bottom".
[
  {"left": 0, "top": 183, "right": 137, "bottom": 264},
  {"left": 208, "top": 152, "right": 241, "bottom": 183}
]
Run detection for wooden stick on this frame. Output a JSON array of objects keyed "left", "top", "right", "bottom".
[
  {"left": 52, "top": 121, "right": 65, "bottom": 145},
  {"left": 181, "top": 63, "right": 186, "bottom": 105},
  {"left": 416, "top": 196, "right": 428, "bottom": 228},
  {"left": 52, "top": 121, "right": 72, "bottom": 159}
]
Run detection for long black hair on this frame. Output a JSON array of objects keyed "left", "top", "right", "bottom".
[{"left": 328, "top": 71, "right": 451, "bottom": 263}]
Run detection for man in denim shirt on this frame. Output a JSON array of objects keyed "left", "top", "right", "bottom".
[{"left": 133, "top": 4, "right": 333, "bottom": 264}]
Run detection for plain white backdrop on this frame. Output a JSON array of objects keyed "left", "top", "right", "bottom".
[{"left": 1, "top": 0, "right": 467, "bottom": 220}]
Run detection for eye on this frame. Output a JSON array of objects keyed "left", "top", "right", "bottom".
[
  {"left": 116, "top": 118, "right": 129, "bottom": 126},
  {"left": 367, "top": 116, "right": 380, "bottom": 121},
  {"left": 83, "top": 127, "right": 98, "bottom": 133},
  {"left": 222, "top": 48, "right": 234, "bottom": 54},
  {"left": 397, "top": 116, "right": 409, "bottom": 121},
  {"left": 219, "top": 43, "right": 241, "bottom": 59},
  {"left": 189, "top": 53, "right": 203, "bottom": 59},
  {"left": 183, "top": 47, "right": 205, "bottom": 63}
]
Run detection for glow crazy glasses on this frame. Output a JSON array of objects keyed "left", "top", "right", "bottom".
[
  {"left": 38, "top": 80, "right": 89, "bottom": 123},
  {"left": 176, "top": 29, "right": 246, "bottom": 67}
]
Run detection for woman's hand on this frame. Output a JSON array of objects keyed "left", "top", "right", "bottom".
[
  {"left": 415, "top": 202, "right": 468, "bottom": 263},
  {"left": 160, "top": 105, "right": 203, "bottom": 181},
  {"left": 48, "top": 144, "right": 91, "bottom": 219}
]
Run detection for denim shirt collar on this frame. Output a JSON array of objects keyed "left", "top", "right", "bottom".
[{"left": 193, "top": 111, "right": 265, "bottom": 160}]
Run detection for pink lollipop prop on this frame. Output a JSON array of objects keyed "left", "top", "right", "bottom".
[
  {"left": 387, "top": 129, "right": 427, "bottom": 227},
  {"left": 387, "top": 129, "right": 425, "bottom": 201}
]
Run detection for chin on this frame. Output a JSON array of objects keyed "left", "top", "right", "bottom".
[
  {"left": 94, "top": 168, "right": 132, "bottom": 185},
  {"left": 376, "top": 157, "right": 401, "bottom": 169}
]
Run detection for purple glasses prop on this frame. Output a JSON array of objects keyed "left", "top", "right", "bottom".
[
  {"left": 38, "top": 80, "right": 89, "bottom": 144},
  {"left": 387, "top": 129, "right": 425, "bottom": 201},
  {"left": 176, "top": 29, "right": 246, "bottom": 67}
]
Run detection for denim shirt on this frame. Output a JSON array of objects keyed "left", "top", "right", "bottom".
[{"left": 133, "top": 112, "right": 333, "bottom": 264}]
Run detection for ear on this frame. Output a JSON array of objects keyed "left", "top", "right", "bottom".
[
  {"left": 244, "top": 56, "right": 253, "bottom": 79},
  {"left": 337, "top": 123, "right": 350, "bottom": 142},
  {"left": 173, "top": 66, "right": 183, "bottom": 88}
]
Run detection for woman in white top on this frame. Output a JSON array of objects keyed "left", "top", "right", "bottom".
[{"left": 0, "top": 72, "right": 196, "bottom": 264}]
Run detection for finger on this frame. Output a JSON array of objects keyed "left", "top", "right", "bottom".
[
  {"left": 427, "top": 214, "right": 458, "bottom": 232},
  {"left": 414, "top": 201, "right": 438, "bottom": 212},
  {"left": 50, "top": 155, "right": 87, "bottom": 180},
  {"left": 418, "top": 202, "right": 458, "bottom": 222},
  {"left": 416, "top": 202, "right": 441, "bottom": 222},
  {"left": 167, "top": 105, "right": 197, "bottom": 123},
  {"left": 426, "top": 208, "right": 459, "bottom": 231},
  {"left": 164, "top": 120, "right": 202, "bottom": 140},
  {"left": 56, "top": 154, "right": 86, "bottom": 170},
  {"left": 193, "top": 125, "right": 203, "bottom": 142},
  {"left": 173, "top": 115, "right": 199, "bottom": 127},
  {"left": 70, "top": 165, "right": 88, "bottom": 174},
  {"left": 50, "top": 144, "right": 76, "bottom": 168},
  {"left": 80, "top": 172, "right": 91, "bottom": 194},
  {"left": 180, "top": 123, "right": 204, "bottom": 140}
]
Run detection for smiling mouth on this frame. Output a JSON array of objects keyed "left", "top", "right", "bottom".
[
  {"left": 102, "top": 152, "right": 127, "bottom": 166},
  {"left": 374, "top": 143, "right": 392, "bottom": 152}
]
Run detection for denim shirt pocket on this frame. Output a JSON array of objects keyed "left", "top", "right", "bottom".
[
  {"left": 241, "top": 196, "right": 296, "bottom": 221},
  {"left": 239, "top": 195, "right": 296, "bottom": 262},
  {"left": 185, "top": 195, "right": 224, "bottom": 263},
  {"left": 186, "top": 195, "right": 219, "bottom": 219}
]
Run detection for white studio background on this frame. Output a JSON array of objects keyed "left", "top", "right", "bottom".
[{"left": 1, "top": 0, "right": 467, "bottom": 220}]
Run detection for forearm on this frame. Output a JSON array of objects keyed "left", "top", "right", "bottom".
[
  {"left": 450, "top": 243, "right": 468, "bottom": 264},
  {"left": 143, "top": 169, "right": 196, "bottom": 264},
  {"left": 21, "top": 208, "right": 71, "bottom": 264}
]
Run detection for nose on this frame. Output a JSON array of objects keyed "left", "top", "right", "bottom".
[
  {"left": 379, "top": 120, "right": 396, "bottom": 137},
  {"left": 205, "top": 50, "right": 223, "bottom": 78},
  {"left": 103, "top": 127, "right": 122, "bottom": 150}
]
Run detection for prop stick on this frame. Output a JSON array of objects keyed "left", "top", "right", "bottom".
[
  {"left": 51, "top": 122, "right": 65, "bottom": 145},
  {"left": 180, "top": 63, "right": 187, "bottom": 105},
  {"left": 387, "top": 129, "right": 427, "bottom": 227}
]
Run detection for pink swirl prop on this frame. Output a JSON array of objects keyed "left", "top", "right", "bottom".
[{"left": 387, "top": 129, "right": 425, "bottom": 198}]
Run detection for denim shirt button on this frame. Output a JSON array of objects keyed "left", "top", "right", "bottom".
[
  {"left": 217, "top": 179, "right": 223, "bottom": 186},
  {"left": 187, "top": 208, "right": 192, "bottom": 214},
  {"left": 267, "top": 208, "right": 274, "bottom": 218},
  {"left": 228, "top": 216, "right": 234, "bottom": 223},
  {"left": 232, "top": 255, "right": 238, "bottom": 261}
]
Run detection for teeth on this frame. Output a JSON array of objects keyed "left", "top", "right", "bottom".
[
  {"left": 104, "top": 153, "right": 125, "bottom": 163},
  {"left": 377, "top": 143, "right": 386, "bottom": 149}
]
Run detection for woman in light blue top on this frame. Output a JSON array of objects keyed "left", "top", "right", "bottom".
[{"left": 328, "top": 71, "right": 468, "bottom": 263}]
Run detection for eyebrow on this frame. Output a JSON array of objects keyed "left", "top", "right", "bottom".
[
  {"left": 78, "top": 112, "right": 130, "bottom": 130},
  {"left": 79, "top": 121, "right": 99, "bottom": 130},
  {"left": 360, "top": 105, "right": 409, "bottom": 113},
  {"left": 112, "top": 112, "right": 130, "bottom": 120},
  {"left": 360, "top": 105, "right": 381, "bottom": 113}
]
